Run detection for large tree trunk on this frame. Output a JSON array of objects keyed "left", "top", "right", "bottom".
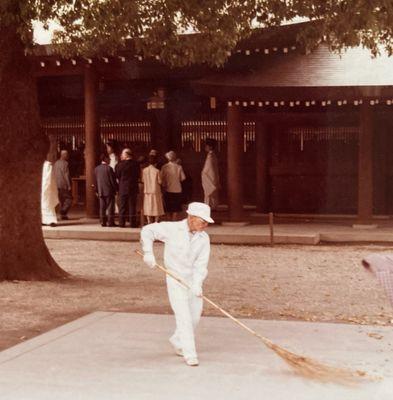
[{"left": 0, "top": 26, "right": 68, "bottom": 280}]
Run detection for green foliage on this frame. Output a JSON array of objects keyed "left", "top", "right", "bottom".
[{"left": 2, "top": 0, "right": 393, "bottom": 67}]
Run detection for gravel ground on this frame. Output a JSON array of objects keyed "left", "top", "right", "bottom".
[{"left": 0, "top": 240, "right": 392, "bottom": 351}]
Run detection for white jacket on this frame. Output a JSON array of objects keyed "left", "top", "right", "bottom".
[{"left": 140, "top": 219, "right": 210, "bottom": 287}]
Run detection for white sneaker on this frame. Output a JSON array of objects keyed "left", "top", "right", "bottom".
[
  {"left": 185, "top": 357, "right": 199, "bottom": 367},
  {"left": 169, "top": 339, "right": 183, "bottom": 357}
]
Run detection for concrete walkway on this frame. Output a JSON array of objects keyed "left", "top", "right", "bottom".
[
  {"left": 0, "top": 312, "right": 392, "bottom": 399},
  {"left": 42, "top": 218, "right": 393, "bottom": 245}
]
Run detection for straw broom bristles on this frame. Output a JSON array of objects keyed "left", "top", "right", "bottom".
[
  {"left": 203, "top": 295, "right": 379, "bottom": 385},
  {"left": 135, "top": 250, "right": 380, "bottom": 385},
  {"left": 259, "top": 335, "right": 377, "bottom": 385}
]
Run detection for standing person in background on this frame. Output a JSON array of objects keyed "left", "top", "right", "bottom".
[
  {"left": 142, "top": 155, "right": 164, "bottom": 224},
  {"left": 106, "top": 140, "right": 120, "bottom": 214},
  {"left": 94, "top": 154, "right": 118, "bottom": 227},
  {"left": 136, "top": 154, "right": 148, "bottom": 226},
  {"left": 161, "top": 150, "right": 186, "bottom": 221},
  {"left": 106, "top": 140, "right": 119, "bottom": 171},
  {"left": 115, "top": 148, "right": 140, "bottom": 228},
  {"left": 41, "top": 156, "right": 59, "bottom": 227},
  {"left": 201, "top": 138, "right": 220, "bottom": 210},
  {"left": 148, "top": 149, "right": 165, "bottom": 169},
  {"left": 53, "top": 149, "right": 72, "bottom": 220}
]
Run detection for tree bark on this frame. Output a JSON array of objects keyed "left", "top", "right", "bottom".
[{"left": 0, "top": 26, "right": 68, "bottom": 280}]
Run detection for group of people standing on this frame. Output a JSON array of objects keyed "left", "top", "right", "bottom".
[
  {"left": 41, "top": 137, "right": 221, "bottom": 228},
  {"left": 94, "top": 138, "right": 220, "bottom": 228},
  {"left": 95, "top": 146, "right": 141, "bottom": 228}
]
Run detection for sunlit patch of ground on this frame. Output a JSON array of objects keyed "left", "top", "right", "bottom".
[{"left": 0, "top": 240, "right": 392, "bottom": 350}]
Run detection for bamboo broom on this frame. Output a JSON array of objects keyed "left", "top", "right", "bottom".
[{"left": 135, "top": 250, "right": 379, "bottom": 385}]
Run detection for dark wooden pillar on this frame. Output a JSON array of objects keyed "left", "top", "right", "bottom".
[
  {"left": 255, "top": 117, "right": 269, "bottom": 213},
  {"left": 357, "top": 103, "right": 374, "bottom": 224},
  {"left": 84, "top": 66, "right": 100, "bottom": 218},
  {"left": 373, "top": 121, "right": 388, "bottom": 214},
  {"left": 226, "top": 104, "right": 245, "bottom": 221}
]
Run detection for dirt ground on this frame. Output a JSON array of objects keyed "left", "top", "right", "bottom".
[{"left": 0, "top": 240, "right": 392, "bottom": 351}]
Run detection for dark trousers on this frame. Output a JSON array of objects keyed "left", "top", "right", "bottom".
[
  {"left": 99, "top": 195, "right": 115, "bottom": 226},
  {"left": 58, "top": 189, "right": 73, "bottom": 216},
  {"left": 119, "top": 193, "right": 138, "bottom": 227}
]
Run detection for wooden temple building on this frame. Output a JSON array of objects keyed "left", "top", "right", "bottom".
[{"left": 34, "top": 22, "right": 393, "bottom": 223}]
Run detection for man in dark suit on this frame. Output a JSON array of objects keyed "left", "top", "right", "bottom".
[
  {"left": 94, "top": 154, "right": 118, "bottom": 227},
  {"left": 115, "top": 148, "right": 140, "bottom": 228}
]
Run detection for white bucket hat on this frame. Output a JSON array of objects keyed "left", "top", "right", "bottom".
[{"left": 186, "top": 202, "right": 214, "bottom": 223}]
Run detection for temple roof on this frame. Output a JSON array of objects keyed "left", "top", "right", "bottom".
[
  {"left": 197, "top": 45, "right": 393, "bottom": 86},
  {"left": 194, "top": 28, "right": 393, "bottom": 100}
]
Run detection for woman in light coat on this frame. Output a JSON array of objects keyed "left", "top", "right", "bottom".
[
  {"left": 142, "top": 155, "right": 164, "bottom": 223},
  {"left": 161, "top": 150, "right": 186, "bottom": 221}
]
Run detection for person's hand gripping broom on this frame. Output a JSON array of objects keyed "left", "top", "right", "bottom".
[{"left": 136, "top": 250, "right": 378, "bottom": 385}]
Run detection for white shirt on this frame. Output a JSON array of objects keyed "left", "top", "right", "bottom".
[
  {"left": 141, "top": 219, "right": 210, "bottom": 287},
  {"left": 109, "top": 153, "right": 118, "bottom": 170}
]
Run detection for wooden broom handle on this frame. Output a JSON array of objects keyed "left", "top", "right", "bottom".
[{"left": 135, "top": 250, "right": 274, "bottom": 347}]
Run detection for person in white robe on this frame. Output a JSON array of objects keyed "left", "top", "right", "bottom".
[
  {"left": 41, "top": 160, "right": 59, "bottom": 226},
  {"left": 201, "top": 139, "right": 220, "bottom": 210}
]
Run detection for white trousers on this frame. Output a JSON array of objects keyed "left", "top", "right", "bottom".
[{"left": 166, "top": 276, "right": 203, "bottom": 359}]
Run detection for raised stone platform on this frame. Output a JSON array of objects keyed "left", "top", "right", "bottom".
[
  {"left": 0, "top": 312, "right": 392, "bottom": 399},
  {"left": 42, "top": 220, "right": 393, "bottom": 245}
]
